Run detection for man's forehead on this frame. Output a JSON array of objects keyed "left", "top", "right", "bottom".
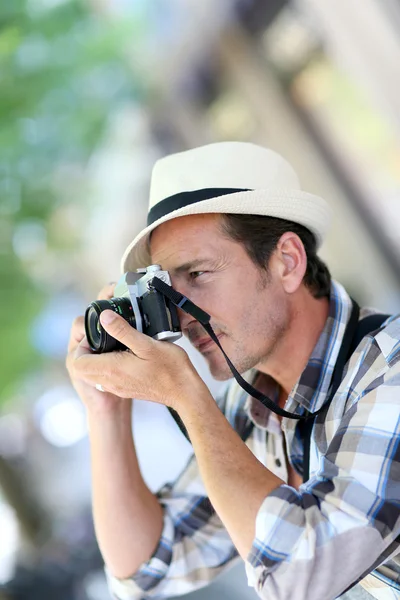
[
  {"left": 153, "top": 213, "right": 222, "bottom": 237},
  {"left": 151, "top": 246, "right": 221, "bottom": 274},
  {"left": 150, "top": 213, "right": 221, "bottom": 250},
  {"left": 149, "top": 214, "right": 225, "bottom": 269}
]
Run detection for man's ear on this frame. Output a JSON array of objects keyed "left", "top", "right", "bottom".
[{"left": 274, "top": 232, "right": 307, "bottom": 294}]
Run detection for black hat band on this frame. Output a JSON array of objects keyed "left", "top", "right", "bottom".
[{"left": 147, "top": 188, "right": 251, "bottom": 226}]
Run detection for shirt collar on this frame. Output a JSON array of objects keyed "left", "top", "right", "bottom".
[
  {"left": 246, "top": 280, "right": 353, "bottom": 426},
  {"left": 288, "top": 279, "right": 353, "bottom": 413}
]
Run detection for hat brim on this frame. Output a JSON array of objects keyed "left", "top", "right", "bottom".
[{"left": 120, "top": 189, "right": 332, "bottom": 273}]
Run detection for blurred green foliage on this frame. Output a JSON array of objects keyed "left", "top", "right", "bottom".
[{"left": 0, "top": 0, "right": 143, "bottom": 404}]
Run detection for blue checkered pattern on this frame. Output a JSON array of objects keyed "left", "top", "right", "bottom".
[{"left": 107, "top": 281, "right": 400, "bottom": 600}]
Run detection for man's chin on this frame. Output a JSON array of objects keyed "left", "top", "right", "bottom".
[
  {"left": 205, "top": 355, "right": 234, "bottom": 381},
  {"left": 209, "top": 369, "right": 233, "bottom": 381},
  {"left": 206, "top": 350, "right": 260, "bottom": 381}
]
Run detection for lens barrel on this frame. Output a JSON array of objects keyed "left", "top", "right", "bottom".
[{"left": 84, "top": 297, "right": 136, "bottom": 353}]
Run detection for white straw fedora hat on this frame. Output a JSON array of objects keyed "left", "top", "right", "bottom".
[{"left": 121, "top": 141, "right": 332, "bottom": 273}]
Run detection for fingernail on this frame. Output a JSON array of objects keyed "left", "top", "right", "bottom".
[{"left": 100, "top": 310, "right": 116, "bottom": 325}]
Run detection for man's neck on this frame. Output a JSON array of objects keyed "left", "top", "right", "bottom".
[{"left": 256, "top": 292, "right": 330, "bottom": 398}]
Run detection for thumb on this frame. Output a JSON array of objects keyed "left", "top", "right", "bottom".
[{"left": 99, "top": 309, "right": 155, "bottom": 356}]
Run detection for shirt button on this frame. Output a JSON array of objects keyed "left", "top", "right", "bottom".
[{"left": 275, "top": 458, "right": 282, "bottom": 468}]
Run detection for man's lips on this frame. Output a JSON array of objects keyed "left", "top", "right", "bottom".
[{"left": 191, "top": 333, "right": 223, "bottom": 353}]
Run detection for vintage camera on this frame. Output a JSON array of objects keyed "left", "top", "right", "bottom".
[{"left": 84, "top": 265, "right": 182, "bottom": 353}]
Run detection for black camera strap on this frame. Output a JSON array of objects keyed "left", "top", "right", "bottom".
[
  {"left": 152, "top": 276, "right": 393, "bottom": 598},
  {"left": 152, "top": 276, "right": 306, "bottom": 420},
  {"left": 151, "top": 277, "right": 389, "bottom": 482}
]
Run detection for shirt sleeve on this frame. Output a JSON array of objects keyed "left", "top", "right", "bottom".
[
  {"left": 245, "top": 359, "right": 400, "bottom": 600},
  {"left": 106, "top": 389, "right": 239, "bottom": 600}
]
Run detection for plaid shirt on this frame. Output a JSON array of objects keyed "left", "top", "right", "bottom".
[{"left": 107, "top": 280, "right": 400, "bottom": 600}]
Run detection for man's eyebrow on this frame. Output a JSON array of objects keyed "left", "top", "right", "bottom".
[{"left": 172, "top": 259, "right": 214, "bottom": 275}]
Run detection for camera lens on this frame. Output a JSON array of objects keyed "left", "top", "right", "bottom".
[{"left": 84, "top": 297, "right": 136, "bottom": 353}]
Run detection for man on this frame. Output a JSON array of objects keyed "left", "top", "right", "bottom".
[{"left": 67, "top": 142, "right": 400, "bottom": 600}]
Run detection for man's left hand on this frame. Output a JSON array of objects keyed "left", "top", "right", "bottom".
[{"left": 71, "top": 309, "right": 208, "bottom": 412}]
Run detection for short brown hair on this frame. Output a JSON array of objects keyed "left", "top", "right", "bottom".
[{"left": 220, "top": 214, "right": 331, "bottom": 299}]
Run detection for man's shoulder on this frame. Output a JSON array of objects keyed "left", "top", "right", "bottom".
[
  {"left": 360, "top": 309, "right": 400, "bottom": 365},
  {"left": 341, "top": 311, "right": 400, "bottom": 410},
  {"left": 374, "top": 313, "right": 400, "bottom": 364}
]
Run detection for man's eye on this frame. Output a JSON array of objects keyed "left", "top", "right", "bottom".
[{"left": 189, "top": 271, "right": 205, "bottom": 280}]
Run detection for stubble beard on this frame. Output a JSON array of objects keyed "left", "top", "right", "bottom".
[
  {"left": 204, "top": 331, "right": 278, "bottom": 381},
  {"left": 205, "top": 311, "right": 288, "bottom": 381}
]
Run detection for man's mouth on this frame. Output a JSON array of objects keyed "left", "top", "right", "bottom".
[{"left": 190, "top": 332, "right": 224, "bottom": 353}]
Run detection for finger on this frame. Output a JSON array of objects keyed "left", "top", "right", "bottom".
[
  {"left": 75, "top": 334, "right": 93, "bottom": 357},
  {"left": 97, "top": 282, "right": 117, "bottom": 301},
  {"left": 72, "top": 339, "right": 132, "bottom": 392},
  {"left": 67, "top": 316, "right": 85, "bottom": 354},
  {"left": 68, "top": 337, "right": 108, "bottom": 386},
  {"left": 99, "top": 310, "right": 156, "bottom": 357},
  {"left": 66, "top": 334, "right": 92, "bottom": 374}
]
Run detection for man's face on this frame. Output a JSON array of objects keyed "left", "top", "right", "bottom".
[{"left": 150, "top": 213, "right": 289, "bottom": 380}]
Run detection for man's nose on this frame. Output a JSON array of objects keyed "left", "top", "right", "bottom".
[
  {"left": 176, "top": 306, "right": 194, "bottom": 331},
  {"left": 169, "top": 280, "right": 197, "bottom": 331}
]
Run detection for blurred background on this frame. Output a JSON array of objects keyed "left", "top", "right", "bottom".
[{"left": 1, "top": 0, "right": 400, "bottom": 598}]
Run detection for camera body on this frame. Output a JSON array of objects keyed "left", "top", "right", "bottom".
[
  {"left": 115, "top": 265, "right": 182, "bottom": 341},
  {"left": 85, "top": 265, "right": 182, "bottom": 353}
]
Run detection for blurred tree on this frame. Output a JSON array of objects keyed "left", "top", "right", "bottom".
[
  {"left": 0, "top": 0, "right": 146, "bottom": 555},
  {"left": 0, "top": 0, "right": 144, "bottom": 403}
]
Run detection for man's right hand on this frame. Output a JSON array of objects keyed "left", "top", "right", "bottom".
[{"left": 66, "top": 283, "right": 131, "bottom": 414}]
